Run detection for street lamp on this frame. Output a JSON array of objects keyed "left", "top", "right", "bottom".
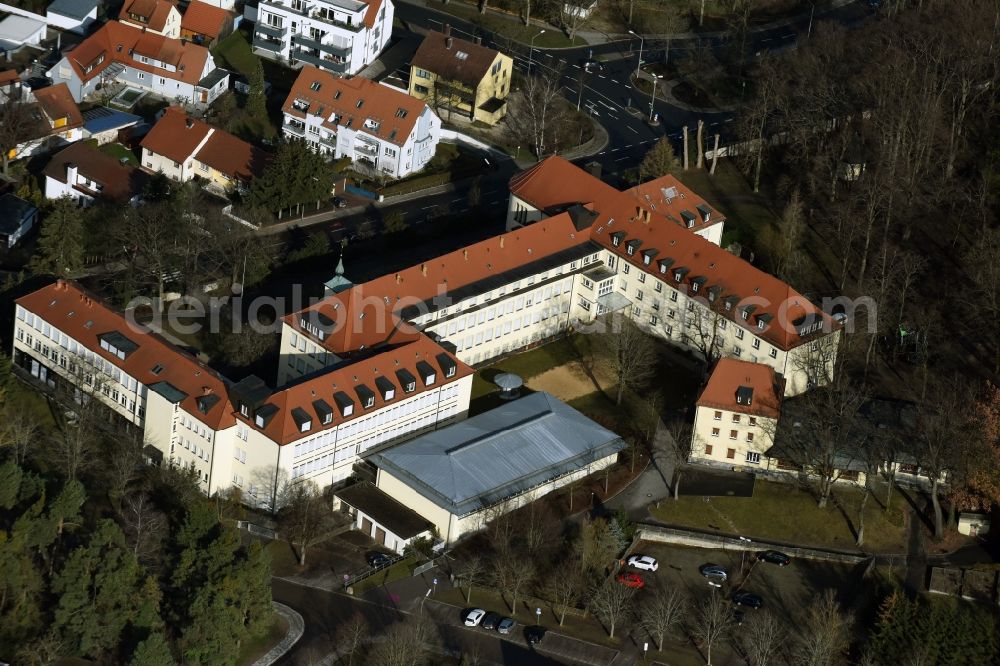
[
  {"left": 629, "top": 30, "right": 644, "bottom": 83},
  {"left": 648, "top": 74, "right": 663, "bottom": 123},
  {"left": 528, "top": 30, "right": 546, "bottom": 74},
  {"left": 419, "top": 587, "right": 432, "bottom": 615}
]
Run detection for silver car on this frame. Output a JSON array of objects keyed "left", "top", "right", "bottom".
[
  {"left": 699, "top": 564, "right": 728, "bottom": 582},
  {"left": 497, "top": 617, "right": 516, "bottom": 635},
  {"left": 463, "top": 609, "right": 486, "bottom": 627}
]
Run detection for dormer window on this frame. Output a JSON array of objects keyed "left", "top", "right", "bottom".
[
  {"left": 610, "top": 231, "right": 625, "bottom": 247},
  {"left": 240, "top": 404, "right": 249, "bottom": 417},
  {"left": 416, "top": 361, "right": 436, "bottom": 386},
  {"left": 680, "top": 210, "right": 696, "bottom": 228},
  {"left": 697, "top": 203, "right": 712, "bottom": 222},
  {"left": 396, "top": 368, "right": 417, "bottom": 393},
  {"left": 736, "top": 386, "right": 754, "bottom": 405},
  {"left": 436, "top": 352, "right": 457, "bottom": 378},
  {"left": 334, "top": 391, "right": 354, "bottom": 417},
  {"left": 291, "top": 407, "right": 312, "bottom": 433},
  {"left": 375, "top": 376, "right": 396, "bottom": 401},
  {"left": 312, "top": 399, "right": 333, "bottom": 425}
]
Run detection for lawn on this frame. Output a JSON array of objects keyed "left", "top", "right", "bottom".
[
  {"left": 351, "top": 555, "right": 417, "bottom": 594},
  {"left": 472, "top": 335, "right": 589, "bottom": 399},
  {"left": 212, "top": 31, "right": 257, "bottom": 76},
  {"left": 236, "top": 612, "right": 288, "bottom": 665},
  {"left": 650, "top": 478, "right": 909, "bottom": 552},
  {"left": 98, "top": 142, "right": 138, "bottom": 166},
  {"left": 430, "top": 2, "right": 585, "bottom": 48}
]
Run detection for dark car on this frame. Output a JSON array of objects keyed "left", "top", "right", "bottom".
[
  {"left": 332, "top": 196, "right": 348, "bottom": 208},
  {"left": 480, "top": 611, "right": 503, "bottom": 631},
  {"left": 24, "top": 76, "right": 52, "bottom": 91},
  {"left": 732, "top": 591, "right": 764, "bottom": 609},
  {"left": 367, "top": 552, "right": 392, "bottom": 568},
  {"left": 497, "top": 617, "right": 516, "bottom": 635},
  {"left": 525, "top": 625, "right": 546, "bottom": 645},
  {"left": 757, "top": 550, "right": 791, "bottom": 566}
]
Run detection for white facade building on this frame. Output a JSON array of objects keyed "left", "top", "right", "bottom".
[
  {"left": 46, "top": 0, "right": 99, "bottom": 34},
  {"left": 252, "top": 0, "right": 393, "bottom": 76},
  {"left": 281, "top": 65, "right": 440, "bottom": 179}
]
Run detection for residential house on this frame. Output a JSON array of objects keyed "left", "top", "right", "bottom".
[
  {"left": 334, "top": 481, "right": 434, "bottom": 554},
  {"left": 46, "top": 0, "right": 99, "bottom": 34},
  {"left": 0, "top": 15, "right": 47, "bottom": 52},
  {"left": 140, "top": 106, "right": 270, "bottom": 191},
  {"left": 46, "top": 21, "right": 230, "bottom": 106},
  {"left": 118, "top": 0, "right": 183, "bottom": 39},
  {"left": 81, "top": 106, "right": 144, "bottom": 144},
  {"left": 365, "top": 392, "right": 624, "bottom": 544},
  {"left": 13, "top": 280, "right": 473, "bottom": 507},
  {"left": 0, "top": 69, "right": 25, "bottom": 103},
  {"left": 690, "top": 358, "right": 782, "bottom": 471},
  {"left": 43, "top": 141, "right": 149, "bottom": 205},
  {"left": 252, "top": 0, "right": 393, "bottom": 76},
  {"left": 0, "top": 194, "right": 38, "bottom": 249},
  {"left": 408, "top": 26, "right": 513, "bottom": 126},
  {"left": 180, "top": 0, "right": 235, "bottom": 47},
  {"left": 9, "top": 83, "right": 85, "bottom": 162},
  {"left": 281, "top": 65, "right": 440, "bottom": 179}
]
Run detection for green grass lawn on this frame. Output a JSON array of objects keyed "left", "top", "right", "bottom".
[
  {"left": 212, "top": 31, "right": 258, "bottom": 76},
  {"left": 430, "top": 2, "right": 585, "bottom": 48},
  {"left": 98, "top": 142, "right": 138, "bottom": 166},
  {"left": 236, "top": 612, "right": 288, "bottom": 665},
  {"left": 350, "top": 555, "right": 416, "bottom": 594},
  {"left": 651, "top": 479, "right": 909, "bottom": 552}
]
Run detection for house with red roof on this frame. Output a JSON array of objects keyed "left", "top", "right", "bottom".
[
  {"left": 140, "top": 106, "right": 270, "bottom": 192},
  {"left": 180, "top": 0, "right": 235, "bottom": 47},
  {"left": 119, "top": 0, "right": 182, "bottom": 39},
  {"left": 8, "top": 83, "right": 85, "bottom": 163},
  {"left": 282, "top": 65, "right": 440, "bottom": 179},
  {"left": 45, "top": 20, "right": 230, "bottom": 107},
  {"left": 252, "top": 0, "right": 393, "bottom": 76}
]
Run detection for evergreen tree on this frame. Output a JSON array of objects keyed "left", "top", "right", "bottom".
[
  {"left": 247, "top": 56, "right": 268, "bottom": 122},
  {"left": 31, "top": 198, "right": 86, "bottom": 276},
  {"left": 130, "top": 632, "right": 176, "bottom": 666},
  {"left": 0, "top": 350, "right": 13, "bottom": 405},
  {"left": 639, "top": 138, "right": 681, "bottom": 182},
  {"left": 250, "top": 140, "right": 333, "bottom": 213}
]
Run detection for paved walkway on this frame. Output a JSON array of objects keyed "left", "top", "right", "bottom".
[
  {"left": 252, "top": 602, "right": 304, "bottom": 666},
  {"left": 604, "top": 419, "right": 675, "bottom": 521},
  {"left": 904, "top": 504, "right": 928, "bottom": 595}
]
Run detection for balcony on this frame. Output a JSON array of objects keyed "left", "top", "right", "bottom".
[
  {"left": 255, "top": 22, "right": 287, "bottom": 39},
  {"left": 253, "top": 35, "right": 284, "bottom": 53},
  {"left": 283, "top": 120, "right": 306, "bottom": 137},
  {"left": 353, "top": 142, "right": 378, "bottom": 157},
  {"left": 310, "top": 10, "right": 364, "bottom": 33},
  {"left": 292, "top": 34, "right": 351, "bottom": 58},
  {"left": 290, "top": 48, "right": 349, "bottom": 74}
]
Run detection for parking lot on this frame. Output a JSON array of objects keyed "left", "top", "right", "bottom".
[{"left": 626, "top": 540, "right": 875, "bottom": 641}]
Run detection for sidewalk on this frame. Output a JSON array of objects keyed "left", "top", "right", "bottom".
[{"left": 251, "top": 602, "right": 304, "bottom": 666}]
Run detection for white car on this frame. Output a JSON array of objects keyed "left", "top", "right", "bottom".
[
  {"left": 463, "top": 609, "right": 486, "bottom": 627},
  {"left": 627, "top": 554, "right": 659, "bottom": 572}
]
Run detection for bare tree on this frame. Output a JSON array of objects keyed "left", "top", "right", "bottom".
[
  {"left": 492, "top": 555, "right": 535, "bottom": 615},
  {"left": 0, "top": 408, "right": 38, "bottom": 466},
  {"left": 366, "top": 616, "right": 438, "bottom": 666},
  {"left": 106, "top": 431, "right": 145, "bottom": 502},
  {"left": 596, "top": 312, "right": 658, "bottom": 405},
  {"left": 120, "top": 490, "right": 167, "bottom": 567},
  {"left": 505, "top": 70, "right": 566, "bottom": 158},
  {"left": 519, "top": 499, "right": 559, "bottom": 561},
  {"left": 742, "top": 611, "right": 784, "bottom": 665},
  {"left": 334, "top": 611, "right": 369, "bottom": 666},
  {"left": 277, "top": 480, "right": 334, "bottom": 566},
  {"left": 0, "top": 97, "right": 37, "bottom": 176},
  {"left": 640, "top": 586, "right": 685, "bottom": 651},
  {"left": 690, "top": 590, "right": 733, "bottom": 666},
  {"left": 665, "top": 417, "right": 692, "bottom": 500},
  {"left": 588, "top": 579, "right": 635, "bottom": 639},
  {"left": 543, "top": 563, "right": 583, "bottom": 625},
  {"left": 792, "top": 589, "right": 851, "bottom": 666},
  {"left": 454, "top": 555, "right": 485, "bottom": 604},
  {"left": 762, "top": 190, "right": 806, "bottom": 283}
]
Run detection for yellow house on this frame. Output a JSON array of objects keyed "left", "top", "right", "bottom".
[{"left": 409, "top": 26, "right": 513, "bottom": 126}]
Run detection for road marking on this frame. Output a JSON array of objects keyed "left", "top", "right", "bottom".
[
  {"left": 761, "top": 37, "right": 773, "bottom": 42},
  {"left": 451, "top": 198, "right": 463, "bottom": 203},
  {"left": 572, "top": 64, "right": 580, "bottom": 69},
  {"left": 724, "top": 118, "right": 734, "bottom": 123},
  {"left": 627, "top": 126, "right": 640, "bottom": 134},
  {"left": 421, "top": 205, "right": 437, "bottom": 210},
  {"left": 615, "top": 156, "right": 631, "bottom": 162},
  {"left": 610, "top": 147, "right": 622, "bottom": 152},
  {"left": 599, "top": 100, "right": 616, "bottom": 111},
  {"left": 559, "top": 59, "right": 567, "bottom": 64},
  {"left": 598, "top": 75, "right": 607, "bottom": 79}
]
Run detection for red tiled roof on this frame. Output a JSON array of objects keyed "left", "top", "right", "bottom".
[
  {"left": 363, "top": 0, "right": 384, "bottom": 29},
  {"left": 66, "top": 20, "right": 211, "bottom": 86},
  {"left": 119, "top": 0, "right": 177, "bottom": 33},
  {"left": 512, "top": 157, "right": 834, "bottom": 350},
  {"left": 141, "top": 107, "right": 270, "bottom": 181},
  {"left": 32, "top": 83, "right": 84, "bottom": 130},
  {"left": 42, "top": 142, "right": 149, "bottom": 204},
  {"left": 283, "top": 66, "right": 426, "bottom": 147},
  {"left": 288, "top": 211, "right": 590, "bottom": 354},
  {"left": 0, "top": 69, "right": 19, "bottom": 86},
  {"left": 181, "top": 0, "right": 230, "bottom": 39},
  {"left": 244, "top": 333, "right": 473, "bottom": 445},
  {"left": 16, "top": 280, "right": 235, "bottom": 431},
  {"left": 697, "top": 358, "right": 782, "bottom": 419}
]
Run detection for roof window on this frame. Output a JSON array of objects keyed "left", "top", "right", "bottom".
[
  {"left": 395, "top": 108, "right": 408, "bottom": 118},
  {"left": 356, "top": 99, "right": 364, "bottom": 108},
  {"left": 310, "top": 81, "right": 322, "bottom": 91}
]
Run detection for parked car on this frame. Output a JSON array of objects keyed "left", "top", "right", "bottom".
[
  {"left": 332, "top": 196, "right": 348, "bottom": 208},
  {"left": 463, "top": 608, "right": 486, "bottom": 627},
  {"left": 525, "top": 625, "right": 546, "bottom": 644},
  {"left": 617, "top": 572, "right": 646, "bottom": 589},
  {"left": 480, "top": 611, "right": 503, "bottom": 631},
  {"left": 700, "top": 564, "right": 729, "bottom": 582},
  {"left": 757, "top": 550, "right": 791, "bottom": 566},
  {"left": 627, "top": 554, "right": 659, "bottom": 571},
  {"left": 732, "top": 591, "right": 764, "bottom": 609},
  {"left": 497, "top": 617, "right": 516, "bottom": 635},
  {"left": 367, "top": 552, "right": 392, "bottom": 568}
]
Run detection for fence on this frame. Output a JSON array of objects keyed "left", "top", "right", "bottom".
[
  {"left": 236, "top": 520, "right": 278, "bottom": 540},
  {"left": 636, "top": 523, "right": 868, "bottom": 565},
  {"left": 345, "top": 183, "right": 379, "bottom": 200}
]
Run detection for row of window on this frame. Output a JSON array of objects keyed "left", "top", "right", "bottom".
[
  {"left": 452, "top": 303, "right": 568, "bottom": 352},
  {"left": 703, "top": 444, "right": 761, "bottom": 464},
  {"left": 710, "top": 428, "right": 756, "bottom": 443},
  {"left": 712, "top": 411, "right": 759, "bottom": 426}
]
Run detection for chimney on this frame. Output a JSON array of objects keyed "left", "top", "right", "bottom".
[
  {"left": 446, "top": 36, "right": 453, "bottom": 49},
  {"left": 499, "top": 236, "right": 505, "bottom": 249},
  {"left": 56, "top": 278, "right": 65, "bottom": 289},
  {"left": 420, "top": 263, "right": 427, "bottom": 277},
  {"left": 644, "top": 209, "right": 651, "bottom": 223},
  {"left": 463, "top": 249, "right": 468, "bottom": 260},
  {"left": 444, "top": 24, "right": 452, "bottom": 37},
  {"left": 202, "top": 386, "right": 213, "bottom": 395},
  {"left": 395, "top": 272, "right": 402, "bottom": 284},
  {"left": 65, "top": 162, "right": 78, "bottom": 184}
]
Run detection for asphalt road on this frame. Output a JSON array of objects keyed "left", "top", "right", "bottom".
[{"left": 395, "top": 0, "right": 877, "bottom": 179}]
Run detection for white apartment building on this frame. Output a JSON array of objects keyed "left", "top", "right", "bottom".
[
  {"left": 281, "top": 65, "right": 440, "bottom": 179},
  {"left": 13, "top": 281, "right": 472, "bottom": 509},
  {"left": 252, "top": 0, "right": 393, "bottom": 76},
  {"left": 690, "top": 358, "right": 782, "bottom": 471}
]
